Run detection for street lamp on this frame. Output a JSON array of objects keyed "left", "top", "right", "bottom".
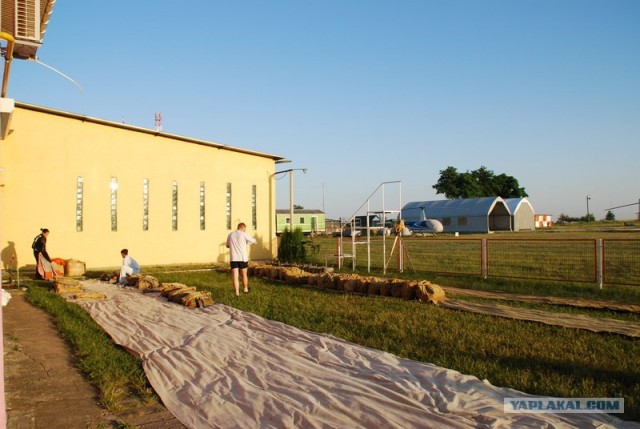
[
  {"left": 274, "top": 168, "right": 308, "bottom": 231},
  {"left": 586, "top": 195, "right": 591, "bottom": 222}
]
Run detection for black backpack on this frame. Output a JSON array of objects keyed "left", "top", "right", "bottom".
[{"left": 32, "top": 234, "right": 41, "bottom": 251}]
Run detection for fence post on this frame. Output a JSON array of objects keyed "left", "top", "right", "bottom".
[
  {"left": 482, "top": 238, "right": 487, "bottom": 279},
  {"left": 597, "top": 238, "right": 603, "bottom": 289}
]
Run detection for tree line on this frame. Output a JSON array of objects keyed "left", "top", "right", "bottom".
[{"left": 433, "top": 166, "right": 527, "bottom": 199}]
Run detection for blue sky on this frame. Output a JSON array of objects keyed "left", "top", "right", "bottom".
[{"left": 9, "top": 0, "right": 640, "bottom": 220}]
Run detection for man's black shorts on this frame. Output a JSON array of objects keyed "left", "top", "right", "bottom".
[{"left": 230, "top": 261, "right": 249, "bottom": 269}]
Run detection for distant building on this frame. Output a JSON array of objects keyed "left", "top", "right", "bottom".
[
  {"left": 276, "top": 209, "right": 326, "bottom": 235},
  {"left": 504, "top": 198, "right": 536, "bottom": 231},
  {"left": 353, "top": 214, "right": 383, "bottom": 228},
  {"left": 402, "top": 197, "right": 512, "bottom": 234},
  {"left": 535, "top": 214, "right": 553, "bottom": 228}
]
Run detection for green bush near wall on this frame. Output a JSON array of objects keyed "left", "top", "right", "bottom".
[{"left": 278, "top": 228, "right": 307, "bottom": 262}]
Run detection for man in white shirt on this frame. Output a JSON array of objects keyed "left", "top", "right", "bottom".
[
  {"left": 226, "top": 222, "right": 257, "bottom": 296},
  {"left": 119, "top": 248, "right": 140, "bottom": 285}
]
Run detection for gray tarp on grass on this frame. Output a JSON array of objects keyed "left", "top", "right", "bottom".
[{"left": 71, "top": 281, "right": 637, "bottom": 429}]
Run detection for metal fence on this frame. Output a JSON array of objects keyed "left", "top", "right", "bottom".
[{"left": 337, "top": 237, "right": 640, "bottom": 287}]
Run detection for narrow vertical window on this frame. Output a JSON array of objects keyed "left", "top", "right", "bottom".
[
  {"left": 252, "top": 185, "right": 257, "bottom": 230},
  {"left": 143, "top": 178, "right": 149, "bottom": 231},
  {"left": 226, "top": 182, "right": 232, "bottom": 230},
  {"left": 199, "top": 181, "right": 206, "bottom": 230},
  {"left": 110, "top": 177, "right": 118, "bottom": 231},
  {"left": 172, "top": 180, "right": 178, "bottom": 231},
  {"left": 76, "top": 176, "right": 83, "bottom": 232}
]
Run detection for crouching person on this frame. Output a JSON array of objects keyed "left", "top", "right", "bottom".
[{"left": 119, "top": 249, "right": 140, "bottom": 285}]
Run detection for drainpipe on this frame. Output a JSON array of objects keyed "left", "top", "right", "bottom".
[
  {"left": 0, "top": 31, "right": 13, "bottom": 429},
  {"left": 0, "top": 32, "right": 15, "bottom": 98}
]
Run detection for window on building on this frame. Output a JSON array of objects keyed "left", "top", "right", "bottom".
[
  {"left": 143, "top": 178, "right": 149, "bottom": 231},
  {"left": 285, "top": 217, "right": 291, "bottom": 224},
  {"left": 76, "top": 177, "right": 83, "bottom": 232},
  {"left": 251, "top": 185, "right": 257, "bottom": 230},
  {"left": 200, "top": 181, "right": 206, "bottom": 230},
  {"left": 172, "top": 180, "right": 178, "bottom": 231},
  {"left": 110, "top": 177, "right": 118, "bottom": 231},
  {"left": 458, "top": 216, "right": 468, "bottom": 226},
  {"left": 441, "top": 217, "right": 451, "bottom": 227},
  {"left": 226, "top": 183, "right": 232, "bottom": 230},
  {"left": 299, "top": 217, "right": 305, "bottom": 224}
]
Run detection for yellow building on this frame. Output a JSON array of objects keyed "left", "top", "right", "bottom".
[{"left": 0, "top": 102, "right": 284, "bottom": 271}]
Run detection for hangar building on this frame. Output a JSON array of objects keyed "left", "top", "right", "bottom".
[{"left": 401, "top": 197, "right": 512, "bottom": 234}]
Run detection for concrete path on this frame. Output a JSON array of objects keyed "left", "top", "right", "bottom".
[{"left": 3, "top": 287, "right": 185, "bottom": 429}]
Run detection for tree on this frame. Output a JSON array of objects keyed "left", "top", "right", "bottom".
[
  {"left": 580, "top": 213, "right": 596, "bottom": 222},
  {"left": 293, "top": 204, "right": 304, "bottom": 209},
  {"left": 433, "top": 165, "right": 528, "bottom": 199},
  {"left": 605, "top": 211, "right": 616, "bottom": 221}
]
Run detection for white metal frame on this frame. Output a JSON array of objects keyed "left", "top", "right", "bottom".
[{"left": 335, "top": 181, "right": 403, "bottom": 273}]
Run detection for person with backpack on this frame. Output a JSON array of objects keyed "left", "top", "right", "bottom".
[{"left": 32, "top": 228, "right": 52, "bottom": 280}]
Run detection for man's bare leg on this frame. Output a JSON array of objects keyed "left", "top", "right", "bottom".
[
  {"left": 241, "top": 268, "right": 249, "bottom": 293},
  {"left": 231, "top": 267, "right": 240, "bottom": 296}
]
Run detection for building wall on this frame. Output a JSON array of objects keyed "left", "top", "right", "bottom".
[
  {"left": 513, "top": 203, "right": 536, "bottom": 231},
  {"left": 0, "top": 105, "right": 279, "bottom": 270},
  {"left": 439, "top": 216, "right": 489, "bottom": 234}
]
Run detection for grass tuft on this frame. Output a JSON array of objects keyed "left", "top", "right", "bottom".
[{"left": 25, "top": 284, "right": 156, "bottom": 411}]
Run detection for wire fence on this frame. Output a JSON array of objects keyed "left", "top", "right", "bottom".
[
  {"left": 603, "top": 239, "right": 640, "bottom": 286},
  {"left": 486, "top": 239, "right": 597, "bottom": 283},
  {"left": 321, "top": 237, "right": 640, "bottom": 287}
]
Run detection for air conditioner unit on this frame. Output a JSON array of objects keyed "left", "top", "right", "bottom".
[
  {"left": 15, "top": 0, "right": 41, "bottom": 42},
  {"left": 1, "top": 0, "right": 55, "bottom": 60}
]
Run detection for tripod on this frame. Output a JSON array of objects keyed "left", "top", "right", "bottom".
[{"left": 384, "top": 220, "right": 415, "bottom": 274}]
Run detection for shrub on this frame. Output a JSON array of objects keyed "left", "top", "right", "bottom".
[{"left": 278, "top": 227, "right": 307, "bottom": 262}]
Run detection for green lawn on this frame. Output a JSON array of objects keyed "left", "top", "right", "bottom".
[
  {"left": 24, "top": 221, "right": 640, "bottom": 422},
  {"left": 149, "top": 268, "right": 640, "bottom": 422}
]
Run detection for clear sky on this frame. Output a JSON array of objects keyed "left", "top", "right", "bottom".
[{"left": 9, "top": 0, "right": 640, "bottom": 220}]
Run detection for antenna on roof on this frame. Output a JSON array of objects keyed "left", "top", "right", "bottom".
[{"left": 155, "top": 112, "right": 162, "bottom": 132}]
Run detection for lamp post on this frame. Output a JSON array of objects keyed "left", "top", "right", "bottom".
[
  {"left": 274, "top": 168, "right": 308, "bottom": 231},
  {"left": 586, "top": 195, "right": 591, "bottom": 222}
]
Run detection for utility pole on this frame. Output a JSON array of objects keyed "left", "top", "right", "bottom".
[{"left": 274, "top": 168, "right": 308, "bottom": 231}]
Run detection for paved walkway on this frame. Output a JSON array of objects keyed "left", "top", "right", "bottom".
[{"left": 3, "top": 287, "right": 185, "bottom": 429}]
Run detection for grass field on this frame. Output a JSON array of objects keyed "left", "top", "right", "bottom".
[
  {"left": 151, "top": 269, "right": 640, "bottom": 422},
  {"left": 304, "top": 222, "right": 640, "bottom": 294},
  {"left": 23, "top": 221, "right": 640, "bottom": 422}
]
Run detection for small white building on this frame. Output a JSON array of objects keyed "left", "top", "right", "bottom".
[{"left": 535, "top": 214, "right": 553, "bottom": 228}]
